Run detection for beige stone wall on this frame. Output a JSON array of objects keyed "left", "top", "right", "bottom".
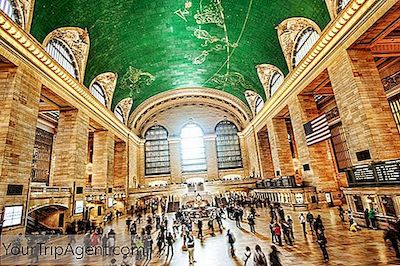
[
  {"left": 328, "top": 49, "right": 400, "bottom": 164},
  {"left": 204, "top": 134, "right": 219, "bottom": 181},
  {"left": 114, "top": 141, "right": 127, "bottom": 189},
  {"left": 51, "top": 109, "right": 89, "bottom": 187},
  {"left": 168, "top": 138, "right": 182, "bottom": 184},
  {"left": 92, "top": 131, "right": 114, "bottom": 188},
  {"left": 0, "top": 65, "right": 41, "bottom": 234},
  {"left": 267, "top": 118, "right": 295, "bottom": 177},
  {"left": 257, "top": 130, "right": 275, "bottom": 179},
  {"left": 288, "top": 94, "right": 339, "bottom": 201},
  {"left": 242, "top": 129, "right": 261, "bottom": 177},
  {"left": 128, "top": 139, "right": 139, "bottom": 188}
]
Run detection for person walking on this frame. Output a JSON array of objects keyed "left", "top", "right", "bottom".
[
  {"left": 364, "top": 208, "right": 370, "bottom": 228},
  {"left": 187, "top": 232, "right": 195, "bottom": 265},
  {"left": 287, "top": 215, "right": 294, "bottom": 240},
  {"left": 248, "top": 213, "right": 256, "bottom": 233},
  {"left": 126, "top": 217, "right": 132, "bottom": 231},
  {"left": 317, "top": 229, "right": 329, "bottom": 262},
  {"left": 253, "top": 244, "right": 268, "bottom": 266},
  {"left": 143, "top": 232, "right": 153, "bottom": 261},
  {"left": 306, "top": 211, "right": 314, "bottom": 233},
  {"left": 338, "top": 206, "right": 345, "bottom": 222},
  {"left": 270, "top": 222, "right": 277, "bottom": 244},
  {"left": 273, "top": 222, "right": 283, "bottom": 246},
  {"left": 369, "top": 208, "right": 377, "bottom": 229},
  {"left": 197, "top": 219, "right": 203, "bottom": 239},
  {"left": 299, "top": 213, "right": 307, "bottom": 235},
  {"left": 165, "top": 232, "right": 174, "bottom": 259},
  {"left": 243, "top": 246, "right": 251, "bottom": 266},
  {"left": 269, "top": 245, "right": 282, "bottom": 266},
  {"left": 235, "top": 209, "right": 241, "bottom": 228},
  {"left": 227, "top": 229, "right": 236, "bottom": 257}
]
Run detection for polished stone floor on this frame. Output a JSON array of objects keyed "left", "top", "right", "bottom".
[{"left": 1, "top": 207, "right": 399, "bottom": 265}]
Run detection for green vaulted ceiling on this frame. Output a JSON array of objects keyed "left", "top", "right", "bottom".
[{"left": 31, "top": 0, "right": 330, "bottom": 110}]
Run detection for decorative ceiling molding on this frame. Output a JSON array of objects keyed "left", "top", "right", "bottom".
[
  {"left": 115, "top": 98, "right": 133, "bottom": 125},
  {"left": 256, "top": 64, "right": 284, "bottom": 99},
  {"left": 89, "top": 72, "right": 118, "bottom": 109},
  {"left": 276, "top": 17, "right": 322, "bottom": 71},
  {"left": 43, "top": 27, "right": 90, "bottom": 82},
  {"left": 244, "top": 90, "right": 261, "bottom": 117},
  {"left": 129, "top": 87, "right": 252, "bottom": 134},
  {"left": 17, "top": 0, "right": 35, "bottom": 31}
]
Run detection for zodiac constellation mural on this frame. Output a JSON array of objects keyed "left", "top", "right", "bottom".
[
  {"left": 120, "top": 66, "right": 155, "bottom": 98},
  {"left": 175, "top": 0, "right": 256, "bottom": 93}
]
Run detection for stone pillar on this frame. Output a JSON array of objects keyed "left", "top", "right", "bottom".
[
  {"left": 328, "top": 49, "right": 400, "bottom": 163},
  {"left": 204, "top": 134, "right": 219, "bottom": 181},
  {"left": 137, "top": 140, "right": 145, "bottom": 186},
  {"left": 0, "top": 65, "right": 41, "bottom": 234},
  {"left": 256, "top": 130, "right": 275, "bottom": 179},
  {"left": 267, "top": 118, "right": 295, "bottom": 177},
  {"left": 114, "top": 141, "right": 127, "bottom": 189},
  {"left": 238, "top": 133, "right": 250, "bottom": 178},
  {"left": 128, "top": 139, "right": 139, "bottom": 189},
  {"left": 288, "top": 94, "right": 339, "bottom": 203},
  {"left": 92, "top": 131, "right": 114, "bottom": 188},
  {"left": 52, "top": 109, "right": 89, "bottom": 187},
  {"left": 168, "top": 137, "right": 182, "bottom": 184}
]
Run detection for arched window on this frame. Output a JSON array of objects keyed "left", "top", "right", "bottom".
[
  {"left": 145, "top": 125, "right": 170, "bottom": 175},
  {"left": 45, "top": 39, "right": 78, "bottom": 78},
  {"left": 292, "top": 27, "right": 320, "bottom": 68},
  {"left": 114, "top": 105, "right": 124, "bottom": 123},
  {"left": 216, "top": 121, "right": 242, "bottom": 169},
  {"left": 0, "top": 0, "right": 20, "bottom": 24},
  {"left": 337, "top": 0, "right": 351, "bottom": 13},
  {"left": 255, "top": 96, "right": 264, "bottom": 115},
  {"left": 180, "top": 123, "right": 206, "bottom": 172},
  {"left": 270, "top": 72, "right": 284, "bottom": 97},
  {"left": 90, "top": 82, "right": 107, "bottom": 106}
]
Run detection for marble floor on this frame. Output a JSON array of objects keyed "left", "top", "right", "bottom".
[{"left": 1, "top": 207, "right": 399, "bottom": 266}]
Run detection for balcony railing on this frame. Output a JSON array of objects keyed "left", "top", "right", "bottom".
[
  {"left": 346, "top": 159, "right": 400, "bottom": 186},
  {"left": 256, "top": 176, "right": 298, "bottom": 189}
]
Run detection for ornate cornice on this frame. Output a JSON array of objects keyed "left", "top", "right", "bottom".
[
  {"left": 116, "top": 98, "right": 133, "bottom": 125},
  {"left": 89, "top": 72, "right": 118, "bottom": 109},
  {"left": 276, "top": 17, "right": 322, "bottom": 71},
  {"left": 256, "top": 64, "right": 284, "bottom": 99},
  {"left": 43, "top": 27, "right": 90, "bottom": 82},
  {"left": 244, "top": 90, "right": 261, "bottom": 117},
  {"left": 129, "top": 87, "right": 252, "bottom": 133},
  {"left": 0, "top": 13, "right": 141, "bottom": 145}
]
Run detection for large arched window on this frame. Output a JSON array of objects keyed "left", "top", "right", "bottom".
[
  {"left": 114, "top": 105, "right": 124, "bottom": 123},
  {"left": 0, "top": 0, "right": 20, "bottom": 24},
  {"left": 180, "top": 123, "right": 207, "bottom": 172},
  {"left": 292, "top": 27, "right": 320, "bottom": 68},
  {"left": 255, "top": 96, "right": 264, "bottom": 115},
  {"left": 270, "top": 72, "right": 284, "bottom": 97},
  {"left": 216, "top": 121, "right": 242, "bottom": 169},
  {"left": 45, "top": 39, "right": 78, "bottom": 78},
  {"left": 337, "top": 0, "right": 351, "bottom": 13},
  {"left": 145, "top": 125, "right": 170, "bottom": 175},
  {"left": 90, "top": 82, "right": 107, "bottom": 106}
]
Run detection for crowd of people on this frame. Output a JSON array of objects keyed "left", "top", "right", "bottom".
[{"left": 13, "top": 192, "right": 400, "bottom": 265}]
